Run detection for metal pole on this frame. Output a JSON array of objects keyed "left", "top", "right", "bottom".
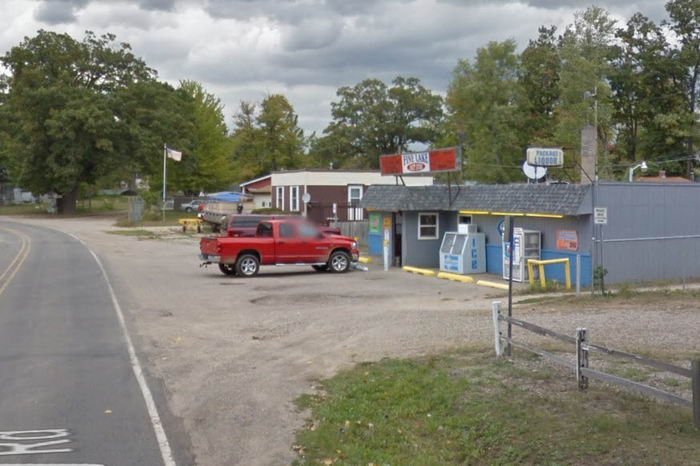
[
  {"left": 507, "top": 219, "right": 515, "bottom": 357},
  {"left": 162, "top": 143, "right": 167, "bottom": 221},
  {"left": 692, "top": 360, "right": 700, "bottom": 429}
]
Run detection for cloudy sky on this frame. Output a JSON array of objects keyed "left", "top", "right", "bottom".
[{"left": 1, "top": 0, "right": 669, "bottom": 134}]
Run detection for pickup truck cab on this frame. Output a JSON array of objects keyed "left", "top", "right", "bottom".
[
  {"left": 200, "top": 219, "right": 360, "bottom": 277},
  {"left": 226, "top": 214, "right": 341, "bottom": 238}
]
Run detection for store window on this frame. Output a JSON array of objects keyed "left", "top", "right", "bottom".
[
  {"left": 276, "top": 186, "right": 284, "bottom": 210},
  {"left": 418, "top": 213, "right": 439, "bottom": 240},
  {"left": 290, "top": 186, "right": 300, "bottom": 211},
  {"left": 458, "top": 214, "right": 472, "bottom": 225}
]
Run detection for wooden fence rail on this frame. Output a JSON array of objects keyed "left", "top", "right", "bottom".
[{"left": 491, "top": 301, "right": 700, "bottom": 429}]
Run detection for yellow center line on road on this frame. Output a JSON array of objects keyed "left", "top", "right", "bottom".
[{"left": 0, "top": 228, "right": 32, "bottom": 299}]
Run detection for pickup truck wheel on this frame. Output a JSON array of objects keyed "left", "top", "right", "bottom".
[
  {"left": 218, "top": 263, "right": 237, "bottom": 276},
  {"left": 329, "top": 251, "right": 351, "bottom": 273},
  {"left": 236, "top": 254, "right": 260, "bottom": 277},
  {"left": 312, "top": 265, "right": 328, "bottom": 272}
]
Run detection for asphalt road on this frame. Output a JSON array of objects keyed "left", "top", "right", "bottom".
[{"left": 0, "top": 221, "right": 177, "bottom": 466}]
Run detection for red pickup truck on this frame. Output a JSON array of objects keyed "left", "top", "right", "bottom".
[{"left": 200, "top": 219, "right": 360, "bottom": 277}]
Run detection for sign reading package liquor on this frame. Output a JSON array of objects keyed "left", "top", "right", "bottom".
[{"left": 380, "top": 147, "right": 460, "bottom": 175}]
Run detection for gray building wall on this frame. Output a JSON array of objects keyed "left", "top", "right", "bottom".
[
  {"left": 596, "top": 183, "right": 700, "bottom": 283},
  {"left": 402, "top": 211, "right": 457, "bottom": 268}
]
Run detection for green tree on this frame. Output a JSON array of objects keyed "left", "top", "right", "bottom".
[
  {"left": 1, "top": 30, "right": 157, "bottom": 213},
  {"left": 170, "top": 80, "right": 233, "bottom": 194},
  {"left": 319, "top": 77, "right": 443, "bottom": 168},
  {"left": 230, "top": 94, "right": 306, "bottom": 179},
  {"left": 609, "top": 13, "right": 688, "bottom": 166},
  {"left": 519, "top": 26, "right": 561, "bottom": 145},
  {"left": 447, "top": 40, "right": 523, "bottom": 183},
  {"left": 664, "top": 0, "right": 700, "bottom": 174},
  {"left": 556, "top": 6, "right": 616, "bottom": 179}
]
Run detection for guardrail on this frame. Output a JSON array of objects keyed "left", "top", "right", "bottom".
[
  {"left": 491, "top": 301, "right": 700, "bottom": 428},
  {"left": 527, "top": 258, "right": 571, "bottom": 289}
]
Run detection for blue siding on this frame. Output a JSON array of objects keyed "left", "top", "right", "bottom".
[
  {"left": 485, "top": 244, "right": 592, "bottom": 287},
  {"left": 486, "top": 244, "right": 503, "bottom": 275},
  {"left": 540, "top": 250, "right": 592, "bottom": 287},
  {"left": 368, "top": 233, "right": 383, "bottom": 255}
]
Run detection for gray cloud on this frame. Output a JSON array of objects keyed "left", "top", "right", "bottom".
[
  {"left": 34, "top": 0, "right": 89, "bottom": 24},
  {"left": 18, "top": 0, "right": 675, "bottom": 134}
]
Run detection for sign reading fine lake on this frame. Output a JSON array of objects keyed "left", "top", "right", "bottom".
[
  {"left": 380, "top": 147, "right": 460, "bottom": 175},
  {"left": 526, "top": 147, "right": 564, "bottom": 167}
]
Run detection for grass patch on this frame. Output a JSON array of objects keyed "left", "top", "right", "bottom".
[
  {"left": 293, "top": 351, "right": 698, "bottom": 465},
  {"left": 0, "top": 203, "right": 51, "bottom": 215},
  {"left": 114, "top": 210, "right": 199, "bottom": 227},
  {"left": 515, "top": 288, "right": 700, "bottom": 307},
  {"left": 105, "top": 229, "right": 158, "bottom": 239}
]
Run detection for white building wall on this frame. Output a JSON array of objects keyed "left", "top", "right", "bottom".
[{"left": 271, "top": 170, "right": 433, "bottom": 187}]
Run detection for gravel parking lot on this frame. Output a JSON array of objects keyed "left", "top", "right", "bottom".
[{"left": 7, "top": 216, "right": 700, "bottom": 466}]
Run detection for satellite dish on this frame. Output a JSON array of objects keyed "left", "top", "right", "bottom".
[
  {"left": 302, "top": 192, "right": 311, "bottom": 203},
  {"left": 522, "top": 161, "right": 547, "bottom": 181}
]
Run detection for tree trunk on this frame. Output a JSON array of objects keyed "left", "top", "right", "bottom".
[{"left": 56, "top": 189, "right": 78, "bottom": 215}]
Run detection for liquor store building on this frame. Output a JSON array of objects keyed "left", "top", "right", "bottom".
[{"left": 361, "top": 182, "right": 700, "bottom": 287}]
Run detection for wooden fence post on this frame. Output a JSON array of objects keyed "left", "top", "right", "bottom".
[
  {"left": 693, "top": 360, "right": 700, "bottom": 429},
  {"left": 576, "top": 328, "right": 589, "bottom": 390},
  {"left": 492, "top": 301, "right": 502, "bottom": 357}
]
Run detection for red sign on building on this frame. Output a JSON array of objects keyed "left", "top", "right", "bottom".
[{"left": 380, "top": 147, "right": 460, "bottom": 176}]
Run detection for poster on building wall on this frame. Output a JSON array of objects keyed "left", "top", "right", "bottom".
[
  {"left": 369, "top": 213, "right": 382, "bottom": 233},
  {"left": 556, "top": 230, "right": 579, "bottom": 251}
]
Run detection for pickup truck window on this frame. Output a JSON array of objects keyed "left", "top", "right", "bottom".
[
  {"left": 232, "top": 215, "right": 262, "bottom": 227},
  {"left": 299, "top": 224, "right": 320, "bottom": 238},
  {"left": 257, "top": 222, "right": 273, "bottom": 237},
  {"left": 279, "top": 223, "right": 295, "bottom": 238}
]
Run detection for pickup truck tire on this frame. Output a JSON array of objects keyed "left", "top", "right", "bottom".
[
  {"left": 236, "top": 254, "right": 260, "bottom": 277},
  {"left": 328, "top": 251, "right": 351, "bottom": 273},
  {"left": 218, "top": 263, "right": 237, "bottom": 276},
  {"left": 312, "top": 265, "right": 328, "bottom": 272}
]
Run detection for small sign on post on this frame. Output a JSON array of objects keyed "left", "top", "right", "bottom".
[{"left": 594, "top": 207, "right": 608, "bottom": 225}]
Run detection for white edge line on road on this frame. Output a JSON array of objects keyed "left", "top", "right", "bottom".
[
  {"left": 8, "top": 224, "right": 176, "bottom": 466},
  {"left": 87, "top": 249, "right": 176, "bottom": 466}
]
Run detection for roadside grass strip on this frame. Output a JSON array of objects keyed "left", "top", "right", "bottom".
[
  {"left": 293, "top": 350, "right": 699, "bottom": 465},
  {"left": 437, "top": 271, "right": 475, "bottom": 284},
  {"left": 476, "top": 279, "right": 509, "bottom": 290},
  {"left": 402, "top": 266, "right": 437, "bottom": 277}
]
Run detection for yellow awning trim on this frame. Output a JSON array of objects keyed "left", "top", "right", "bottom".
[
  {"left": 459, "top": 210, "right": 564, "bottom": 218},
  {"left": 459, "top": 210, "right": 489, "bottom": 215}
]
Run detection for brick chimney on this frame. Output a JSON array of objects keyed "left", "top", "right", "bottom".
[{"left": 580, "top": 125, "right": 597, "bottom": 184}]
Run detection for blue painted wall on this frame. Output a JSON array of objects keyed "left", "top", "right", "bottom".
[{"left": 485, "top": 244, "right": 592, "bottom": 287}]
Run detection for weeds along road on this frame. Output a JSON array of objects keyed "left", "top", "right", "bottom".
[{"left": 0, "top": 220, "right": 188, "bottom": 466}]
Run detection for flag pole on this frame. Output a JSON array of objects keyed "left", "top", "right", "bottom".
[{"left": 162, "top": 143, "right": 167, "bottom": 221}]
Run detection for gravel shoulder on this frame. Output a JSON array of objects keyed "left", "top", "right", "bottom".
[{"left": 6, "top": 216, "right": 700, "bottom": 465}]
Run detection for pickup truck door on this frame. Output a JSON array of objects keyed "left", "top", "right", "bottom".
[
  {"left": 275, "top": 222, "right": 305, "bottom": 263},
  {"left": 297, "top": 223, "right": 331, "bottom": 263}
]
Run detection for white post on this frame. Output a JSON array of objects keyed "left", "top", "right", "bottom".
[
  {"left": 576, "top": 253, "right": 581, "bottom": 296},
  {"left": 162, "top": 143, "right": 167, "bottom": 219},
  {"left": 383, "top": 227, "right": 390, "bottom": 272},
  {"left": 492, "top": 301, "right": 502, "bottom": 357}
]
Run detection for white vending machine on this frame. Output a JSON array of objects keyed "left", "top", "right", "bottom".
[
  {"left": 503, "top": 227, "right": 541, "bottom": 282},
  {"left": 439, "top": 225, "right": 486, "bottom": 274}
]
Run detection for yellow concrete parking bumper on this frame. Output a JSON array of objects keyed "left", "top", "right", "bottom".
[
  {"left": 436, "top": 272, "right": 475, "bottom": 283},
  {"left": 476, "top": 279, "right": 509, "bottom": 290},
  {"left": 402, "top": 266, "right": 437, "bottom": 277},
  {"left": 358, "top": 256, "right": 372, "bottom": 264}
]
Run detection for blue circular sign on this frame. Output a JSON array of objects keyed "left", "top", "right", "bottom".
[{"left": 497, "top": 219, "right": 505, "bottom": 237}]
